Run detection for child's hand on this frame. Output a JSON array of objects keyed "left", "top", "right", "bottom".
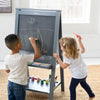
[
  {"left": 6, "top": 70, "right": 10, "bottom": 73},
  {"left": 73, "top": 32, "right": 82, "bottom": 40},
  {"left": 77, "top": 35, "right": 82, "bottom": 41},
  {"left": 76, "top": 35, "right": 82, "bottom": 42},
  {"left": 53, "top": 53, "right": 59, "bottom": 59},
  {"left": 29, "top": 37, "right": 36, "bottom": 43}
]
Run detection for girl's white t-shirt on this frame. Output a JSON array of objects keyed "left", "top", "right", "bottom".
[
  {"left": 4, "top": 53, "right": 34, "bottom": 85},
  {"left": 63, "top": 53, "right": 88, "bottom": 79}
]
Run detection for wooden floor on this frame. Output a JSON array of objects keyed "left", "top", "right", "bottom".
[{"left": 0, "top": 65, "right": 100, "bottom": 100}]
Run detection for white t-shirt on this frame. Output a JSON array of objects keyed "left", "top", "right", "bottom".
[
  {"left": 63, "top": 53, "right": 88, "bottom": 79},
  {"left": 4, "top": 53, "right": 34, "bottom": 85}
]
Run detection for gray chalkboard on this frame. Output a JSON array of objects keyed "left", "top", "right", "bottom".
[
  {"left": 18, "top": 15, "right": 55, "bottom": 56},
  {"left": 15, "top": 8, "right": 61, "bottom": 57}
]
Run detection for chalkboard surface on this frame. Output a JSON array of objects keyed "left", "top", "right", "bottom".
[
  {"left": 15, "top": 9, "right": 61, "bottom": 59},
  {"left": 18, "top": 15, "right": 55, "bottom": 56}
]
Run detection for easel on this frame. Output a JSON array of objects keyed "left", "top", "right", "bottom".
[{"left": 15, "top": 8, "right": 64, "bottom": 100}]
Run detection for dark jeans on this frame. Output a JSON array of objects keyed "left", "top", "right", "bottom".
[
  {"left": 8, "top": 81, "right": 26, "bottom": 100},
  {"left": 69, "top": 77, "right": 95, "bottom": 100}
]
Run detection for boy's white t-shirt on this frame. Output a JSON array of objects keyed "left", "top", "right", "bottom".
[
  {"left": 4, "top": 53, "right": 34, "bottom": 85},
  {"left": 63, "top": 53, "right": 88, "bottom": 79}
]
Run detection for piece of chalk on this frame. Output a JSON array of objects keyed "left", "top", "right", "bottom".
[
  {"left": 55, "top": 76, "right": 57, "bottom": 79},
  {"left": 49, "top": 74, "right": 51, "bottom": 78},
  {"left": 73, "top": 32, "right": 82, "bottom": 39},
  {"left": 46, "top": 80, "right": 49, "bottom": 84},
  {"left": 37, "top": 78, "right": 40, "bottom": 82},
  {"left": 35, "top": 38, "right": 38, "bottom": 41},
  {"left": 31, "top": 77, "right": 35, "bottom": 81},
  {"left": 29, "top": 38, "right": 38, "bottom": 41},
  {"left": 41, "top": 80, "right": 44, "bottom": 85},
  {"left": 28, "top": 62, "right": 33, "bottom": 65}
]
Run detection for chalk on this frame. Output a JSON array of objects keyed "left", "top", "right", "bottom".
[
  {"left": 29, "top": 38, "right": 31, "bottom": 40},
  {"left": 28, "top": 62, "right": 33, "bottom": 65},
  {"left": 55, "top": 76, "right": 57, "bottom": 79},
  {"left": 49, "top": 74, "right": 51, "bottom": 78},
  {"left": 32, "top": 63, "right": 40, "bottom": 66},
  {"left": 54, "top": 76, "right": 57, "bottom": 82},
  {"left": 31, "top": 77, "right": 35, "bottom": 81},
  {"left": 73, "top": 32, "right": 82, "bottom": 39},
  {"left": 41, "top": 80, "right": 44, "bottom": 85},
  {"left": 37, "top": 78, "right": 40, "bottom": 82},
  {"left": 29, "top": 37, "right": 38, "bottom": 41},
  {"left": 46, "top": 80, "right": 49, "bottom": 84}
]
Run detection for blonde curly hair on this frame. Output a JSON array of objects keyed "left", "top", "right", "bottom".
[{"left": 59, "top": 37, "right": 79, "bottom": 59}]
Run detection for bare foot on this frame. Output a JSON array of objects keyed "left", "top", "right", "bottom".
[{"left": 89, "top": 96, "right": 95, "bottom": 100}]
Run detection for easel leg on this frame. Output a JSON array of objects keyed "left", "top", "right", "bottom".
[
  {"left": 49, "top": 91, "right": 53, "bottom": 100},
  {"left": 49, "top": 67, "right": 55, "bottom": 100},
  {"left": 60, "top": 67, "right": 64, "bottom": 91},
  {"left": 27, "top": 67, "right": 29, "bottom": 77}
]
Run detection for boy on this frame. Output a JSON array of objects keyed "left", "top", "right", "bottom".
[{"left": 4, "top": 34, "right": 41, "bottom": 100}]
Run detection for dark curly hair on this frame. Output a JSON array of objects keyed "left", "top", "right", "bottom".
[{"left": 5, "top": 34, "right": 19, "bottom": 50}]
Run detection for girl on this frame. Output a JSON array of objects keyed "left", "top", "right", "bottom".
[{"left": 54, "top": 36, "right": 95, "bottom": 100}]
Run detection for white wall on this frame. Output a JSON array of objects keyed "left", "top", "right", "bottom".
[
  {"left": 0, "top": 0, "right": 100, "bottom": 61},
  {"left": 0, "top": 0, "right": 20, "bottom": 60},
  {"left": 0, "top": 0, "right": 28, "bottom": 60},
  {"left": 62, "top": 0, "right": 100, "bottom": 58}
]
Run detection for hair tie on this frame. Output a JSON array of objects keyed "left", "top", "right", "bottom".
[{"left": 63, "top": 43, "right": 66, "bottom": 46}]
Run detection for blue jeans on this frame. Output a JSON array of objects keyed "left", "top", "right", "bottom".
[
  {"left": 69, "top": 77, "right": 95, "bottom": 100},
  {"left": 8, "top": 81, "right": 26, "bottom": 100}
]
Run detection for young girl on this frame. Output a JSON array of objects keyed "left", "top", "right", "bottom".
[{"left": 54, "top": 36, "right": 95, "bottom": 100}]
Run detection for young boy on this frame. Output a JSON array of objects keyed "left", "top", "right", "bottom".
[{"left": 4, "top": 34, "right": 41, "bottom": 100}]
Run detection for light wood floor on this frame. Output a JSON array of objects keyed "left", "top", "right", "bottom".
[{"left": 0, "top": 65, "right": 100, "bottom": 100}]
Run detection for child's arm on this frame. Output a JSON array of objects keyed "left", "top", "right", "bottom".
[
  {"left": 4, "top": 61, "right": 10, "bottom": 73},
  {"left": 5, "top": 70, "right": 10, "bottom": 73},
  {"left": 53, "top": 53, "right": 69, "bottom": 69},
  {"left": 29, "top": 37, "right": 41, "bottom": 60},
  {"left": 73, "top": 32, "right": 85, "bottom": 53},
  {"left": 78, "top": 38, "right": 85, "bottom": 54}
]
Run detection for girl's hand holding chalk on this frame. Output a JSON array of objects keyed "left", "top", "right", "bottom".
[{"left": 73, "top": 32, "right": 82, "bottom": 39}]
